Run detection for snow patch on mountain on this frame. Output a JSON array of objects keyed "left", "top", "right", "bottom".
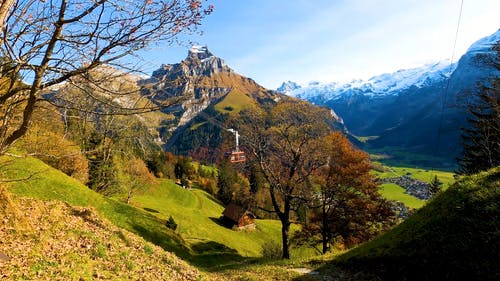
[
  {"left": 277, "top": 81, "right": 301, "bottom": 93},
  {"left": 466, "top": 28, "right": 500, "bottom": 54},
  {"left": 284, "top": 60, "right": 457, "bottom": 101}
]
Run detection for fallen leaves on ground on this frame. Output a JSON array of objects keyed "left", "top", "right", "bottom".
[{"left": 0, "top": 198, "right": 202, "bottom": 280}]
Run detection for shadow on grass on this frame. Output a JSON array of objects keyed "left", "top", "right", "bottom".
[
  {"left": 192, "top": 240, "right": 238, "bottom": 255},
  {"left": 143, "top": 207, "right": 160, "bottom": 213},
  {"left": 187, "top": 240, "right": 256, "bottom": 271},
  {"left": 208, "top": 216, "right": 233, "bottom": 229},
  {"left": 118, "top": 205, "right": 256, "bottom": 271}
]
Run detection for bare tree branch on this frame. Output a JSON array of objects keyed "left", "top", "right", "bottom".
[{"left": 0, "top": 0, "right": 213, "bottom": 155}]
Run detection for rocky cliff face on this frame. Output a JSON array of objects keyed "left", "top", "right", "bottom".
[
  {"left": 140, "top": 46, "right": 283, "bottom": 156},
  {"left": 142, "top": 46, "right": 234, "bottom": 130}
]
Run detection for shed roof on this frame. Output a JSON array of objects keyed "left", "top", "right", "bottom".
[{"left": 222, "top": 203, "right": 254, "bottom": 223}]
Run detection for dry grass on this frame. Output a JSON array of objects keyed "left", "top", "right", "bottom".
[
  {"left": 0, "top": 196, "right": 205, "bottom": 280},
  {"left": 0, "top": 185, "right": 29, "bottom": 231}
]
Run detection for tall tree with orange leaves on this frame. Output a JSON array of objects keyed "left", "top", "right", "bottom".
[{"left": 299, "top": 132, "right": 395, "bottom": 253}]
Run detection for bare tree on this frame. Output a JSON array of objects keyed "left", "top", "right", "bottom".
[{"left": 0, "top": 0, "right": 213, "bottom": 155}]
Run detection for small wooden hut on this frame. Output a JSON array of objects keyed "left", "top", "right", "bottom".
[{"left": 220, "top": 203, "right": 255, "bottom": 229}]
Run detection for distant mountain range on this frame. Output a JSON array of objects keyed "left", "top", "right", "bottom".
[
  {"left": 280, "top": 60, "right": 456, "bottom": 102},
  {"left": 279, "top": 28, "right": 500, "bottom": 168},
  {"left": 52, "top": 30, "right": 498, "bottom": 168}
]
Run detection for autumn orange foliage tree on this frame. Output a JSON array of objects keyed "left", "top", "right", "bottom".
[
  {"left": 298, "top": 132, "right": 395, "bottom": 253},
  {"left": 241, "top": 99, "right": 333, "bottom": 259}
]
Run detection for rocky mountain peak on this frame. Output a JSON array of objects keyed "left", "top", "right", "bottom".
[
  {"left": 142, "top": 46, "right": 243, "bottom": 138},
  {"left": 183, "top": 45, "right": 231, "bottom": 76},
  {"left": 188, "top": 45, "right": 214, "bottom": 60},
  {"left": 277, "top": 81, "right": 301, "bottom": 94}
]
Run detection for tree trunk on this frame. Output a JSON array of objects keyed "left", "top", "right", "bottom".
[
  {"left": 280, "top": 197, "right": 291, "bottom": 259},
  {"left": 126, "top": 189, "right": 132, "bottom": 204},
  {"left": 281, "top": 221, "right": 290, "bottom": 259},
  {"left": 322, "top": 201, "right": 329, "bottom": 254}
]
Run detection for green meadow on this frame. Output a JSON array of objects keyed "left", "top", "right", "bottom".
[{"left": 2, "top": 155, "right": 309, "bottom": 271}]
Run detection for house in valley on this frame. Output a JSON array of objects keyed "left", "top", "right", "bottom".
[{"left": 220, "top": 203, "right": 255, "bottom": 230}]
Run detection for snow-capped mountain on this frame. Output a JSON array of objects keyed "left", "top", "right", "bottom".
[
  {"left": 284, "top": 60, "right": 456, "bottom": 103},
  {"left": 277, "top": 81, "right": 301, "bottom": 93},
  {"left": 281, "top": 28, "right": 499, "bottom": 167}
]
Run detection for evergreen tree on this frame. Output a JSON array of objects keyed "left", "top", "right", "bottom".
[
  {"left": 429, "top": 175, "right": 443, "bottom": 196},
  {"left": 458, "top": 83, "right": 500, "bottom": 173},
  {"left": 165, "top": 216, "right": 178, "bottom": 231},
  {"left": 216, "top": 161, "right": 238, "bottom": 205},
  {"left": 458, "top": 43, "right": 500, "bottom": 175}
]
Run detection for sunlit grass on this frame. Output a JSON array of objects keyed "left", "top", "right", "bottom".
[
  {"left": 374, "top": 164, "right": 455, "bottom": 208},
  {"left": 379, "top": 183, "right": 425, "bottom": 209},
  {"left": 132, "top": 180, "right": 295, "bottom": 259},
  {"left": 2, "top": 155, "right": 188, "bottom": 257},
  {"left": 215, "top": 90, "right": 254, "bottom": 114}
]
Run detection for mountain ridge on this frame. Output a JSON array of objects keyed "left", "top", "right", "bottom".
[
  {"left": 282, "top": 60, "right": 456, "bottom": 102},
  {"left": 279, "top": 28, "right": 500, "bottom": 167}
]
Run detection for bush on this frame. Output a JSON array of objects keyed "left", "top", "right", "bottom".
[
  {"left": 165, "top": 216, "right": 178, "bottom": 231},
  {"left": 197, "top": 177, "right": 218, "bottom": 195},
  {"left": 261, "top": 240, "right": 282, "bottom": 259},
  {"left": 23, "top": 126, "right": 89, "bottom": 183}
]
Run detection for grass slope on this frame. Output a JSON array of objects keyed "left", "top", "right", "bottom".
[
  {"left": 194, "top": 72, "right": 271, "bottom": 115},
  {"left": 2, "top": 156, "right": 189, "bottom": 257},
  {"left": 132, "top": 180, "right": 308, "bottom": 268},
  {"left": 327, "top": 167, "right": 500, "bottom": 280},
  {"left": 215, "top": 89, "right": 255, "bottom": 114},
  {"left": 2, "top": 155, "right": 308, "bottom": 274},
  {"left": 0, "top": 196, "right": 202, "bottom": 280}
]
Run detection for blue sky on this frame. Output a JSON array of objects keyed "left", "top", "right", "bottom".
[{"left": 139, "top": 0, "right": 500, "bottom": 89}]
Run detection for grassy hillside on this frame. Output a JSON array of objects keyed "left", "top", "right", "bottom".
[
  {"left": 132, "top": 180, "right": 312, "bottom": 268},
  {"left": 1, "top": 155, "right": 311, "bottom": 273},
  {"left": 194, "top": 72, "right": 273, "bottom": 116},
  {"left": 2, "top": 155, "right": 189, "bottom": 257},
  {"left": 311, "top": 167, "right": 499, "bottom": 280},
  {"left": 0, "top": 195, "right": 202, "bottom": 280},
  {"left": 215, "top": 89, "right": 255, "bottom": 114}
]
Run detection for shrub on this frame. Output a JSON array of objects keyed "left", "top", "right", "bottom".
[
  {"left": 261, "top": 240, "right": 282, "bottom": 259},
  {"left": 165, "top": 216, "right": 178, "bottom": 231},
  {"left": 23, "top": 126, "right": 89, "bottom": 183},
  {"left": 197, "top": 177, "right": 218, "bottom": 195}
]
